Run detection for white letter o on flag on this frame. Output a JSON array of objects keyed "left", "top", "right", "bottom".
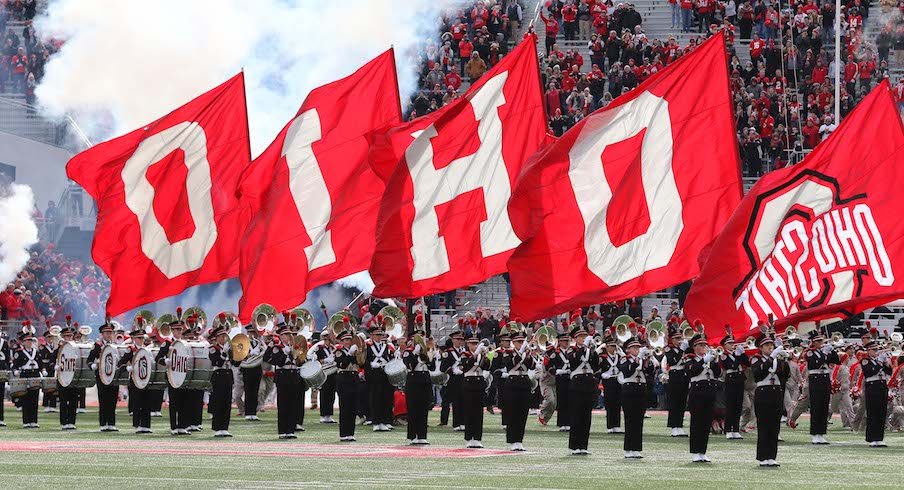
[
  {"left": 121, "top": 121, "right": 217, "bottom": 278},
  {"left": 567, "top": 91, "right": 683, "bottom": 285}
]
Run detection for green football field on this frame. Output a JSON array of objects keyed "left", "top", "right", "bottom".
[{"left": 0, "top": 403, "right": 901, "bottom": 489}]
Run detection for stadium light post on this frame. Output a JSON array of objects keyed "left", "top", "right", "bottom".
[{"left": 834, "top": 0, "right": 840, "bottom": 123}]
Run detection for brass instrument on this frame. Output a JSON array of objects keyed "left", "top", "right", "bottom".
[
  {"left": 352, "top": 333, "right": 367, "bottom": 365},
  {"left": 184, "top": 306, "right": 207, "bottom": 329},
  {"left": 784, "top": 325, "right": 799, "bottom": 340},
  {"left": 648, "top": 324, "right": 666, "bottom": 349},
  {"left": 252, "top": 303, "right": 278, "bottom": 332},
  {"left": 653, "top": 346, "right": 665, "bottom": 358},
  {"left": 212, "top": 311, "right": 239, "bottom": 331},
  {"left": 47, "top": 325, "right": 62, "bottom": 348},
  {"left": 413, "top": 333, "right": 430, "bottom": 361},
  {"left": 713, "top": 346, "right": 724, "bottom": 356},
  {"left": 377, "top": 305, "right": 405, "bottom": 339},
  {"left": 155, "top": 313, "right": 176, "bottom": 339},
  {"left": 327, "top": 312, "right": 355, "bottom": 339},
  {"left": 682, "top": 326, "right": 695, "bottom": 340},
  {"left": 78, "top": 325, "right": 92, "bottom": 337},
  {"left": 793, "top": 346, "right": 804, "bottom": 358},
  {"left": 831, "top": 331, "right": 845, "bottom": 347},
  {"left": 292, "top": 334, "right": 308, "bottom": 363},
  {"left": 744, "top": 336, "right": 757, "bottom": 350},
  {"left": 615, "top": 323, "right": 632, "bottom": 344},
  {"left": 137, "top": 310, "right": 156, "bottom": 329},
  {"left": 230, "top": 333, "right": 251, "bottom": 362},
  {"left": 291, "top": 307, "right": 315, "bottom": 337}
]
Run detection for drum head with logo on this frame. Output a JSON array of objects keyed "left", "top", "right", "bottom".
[
  {"left": 56, "top": 341, "right": 79, "bottom": 387},
  {"left": 132, "top": 348, "right": 156, "bottom": 389},
  {"left": 167, "top": 340, "right": 192, "bottom": 388},
  {"left": 99, "top": 344, "right": 120, "bottom": 386}
]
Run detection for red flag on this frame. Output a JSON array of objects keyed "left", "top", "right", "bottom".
[
  {"left": 686, "top": 81, "right": 904, "bottom": 342},
  {"left": 236, "top": 50, "right": 402, "bottom": 322},
  {"left": 507, "top": 33, "right": 741, "bottom": 321},
  {"left": 369, "top": 38, "right": 548, "bottom": 297},
  {"left": 66, "top": 74, "right": 251, "bottom": 315}
]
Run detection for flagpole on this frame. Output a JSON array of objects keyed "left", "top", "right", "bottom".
[{"left": 834, "top": 0, "right": 841, "bottom": 123}]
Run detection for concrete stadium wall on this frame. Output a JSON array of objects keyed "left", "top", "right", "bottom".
[{"left": 0, "top": 130, "right": 74, "bottom": 211}]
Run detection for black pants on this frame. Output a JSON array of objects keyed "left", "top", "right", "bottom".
[
  {"left": 21, "top": 388, "right": 39, "bottom": 425},
  {"left": 131, "top": 384, "right": 151, "bottom": 429},
  {"left": 190, "top": 389, "right": 204, "bottom": 427},
  {"left": 724, "top": 375, "right": 744, "bottom": 433},
  {"left": 168, "top": 387, "right": 189, "bottom": 430},
  {"left": 275, "top": 370, "right": 299, "bottom": 435},
  {"left": 621, "top": 383, "right": 646, "bottom": 451},
  {"left": 406, "top": 373, "right": 432, "bottom": 440},
  {"left": 97, "top": 381, "right": 118, "bottom": 427},
  {"left": 755, "top": 385, "right": 783, "bottom": 461},
  {"left": 864, "top": 381, "right": 888, "bottom": 443},
  {"left": 462, "top": 376, "right": 486, "bottom": 441},
  {"left": 295, "top": 376, "right": 307, "bottom": 427},
  {"left": 336, "top": 372, "right": 358, "bottom": 437},
  {"left": 240, "top": 366, "right": 262, "bottom": 416},
  {"left": 58, "top": 384, "right": 78, "bottom": 426},
  {"left": 497, "top": 377, "right": 508, "bottom": 426},
  {"left": 42, "top": 388, "right": 57, "bottom": 408},
  {"left": 152, "top": 390, "right": 165, "bottom": 412},
  {"left": 320, "top": 373, "right": 337, "bottom": 416},
  {"left": 602, "top": 378, "right": 621, "bottom": 429},
  {"left": 369, "top": 372, "right": 394, "bottom": 425},
  {"left": 356, "top": 378, "right": 370, "bottom": 419},
  {"left": 78, "top": 388, "right": 87, "bottom": 409},
  {"left": 808, "top": 374, "right": 830, "bottom": 435},
  {"left": 569, "top": 375, "right": 598, "bottom": 450},
  {"left": 666, "top": 372, "right": 689, "bottom": 428},
  {"left": 440, "top": 374, "right": 462, "bottom": 426},
  {"left": 689, "top": 382, "right": 717, "bottom": 454},
  {"left": 210, "top": 370, "right": 233, "bottom": 431},
  {"left": 504, "top": 376, "right": 531, "bottom": 443},
  {"left": 555, "top": 374, "right": 571, "bottom": 427},
  {"left": 0, "top": 381, "right": 5, "bottom": 422}
]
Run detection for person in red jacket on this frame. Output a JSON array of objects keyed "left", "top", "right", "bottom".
[
  {"left": 444, "top": 68, "right": 462, "bottom": 92},
  {"left": 562, "top": 2, "right": 578, "bottom": 40},
  {"left": 5, "top": 289, "right": 24, "bottom": 320},
  {"left": 843, "top": 55, "right": 858, "bottom": 96},
  {"left": 857, "top": 56, "right": 875, "bottom": 92},
  {"left": 458, "top": 36, "right": 474, "bottom": 75},
  {"left": 801, "top": 119, "right": 821, "bottom": 149},
  {"left": 545, "top": 82, "right": 562, "bottom": 116},
  {"left": 540, "top": 8, "right": 560, "bottom": 54},
  {"left": 749, "top": 34, "right": 765, "bottom": 65}
]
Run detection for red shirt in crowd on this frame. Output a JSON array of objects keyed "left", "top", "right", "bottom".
[{"left": 444, "top": 71, "right": 462, "bottom": 91}]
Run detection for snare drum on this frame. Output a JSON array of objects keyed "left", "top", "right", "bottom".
[
  {"left": 132, "top": 347, "right": 167, "bottom": 390},
  {"left": 8, "top": 376, "right": 46, "bottom": 398},
  {"left": 56, "top": 341, "right": 96, "bottom": 389},
  {"left": 430, "top": 370, "right": 449, "bottom": 386},
  {"left": 166, "top": 340, "right": 212, "bottom": 390},
  {"left": 0, "top": 370, "right": 9, "bottom": 383},
  {"left": 383, "top": 358, "right": 407, "bottom": 387},
  {"left": 98, "top": 344, "right": 131, "bottom": 386},
  {"left": 300, "top": 360, "right": 327, "bottom": 389}
]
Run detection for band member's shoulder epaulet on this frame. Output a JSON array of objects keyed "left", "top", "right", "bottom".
[
  {"left": 806, "top": 350, "right": 814, "bottom": 357},
  {"left": 272, "top": 346, "right": 280, "bottom": 353},
  {"left": 861, "top": 358, "right": 870, "bottom": 366},
  {"left": 441, "top": 351, "right": 448, "bottom": 358},
  {"left": 209, "top": 345, "right": 217, "bottom": 353}
]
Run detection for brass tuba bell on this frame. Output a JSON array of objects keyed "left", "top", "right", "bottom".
[{"left": 252, "top": 304, "right": 278, "bottom": 332}]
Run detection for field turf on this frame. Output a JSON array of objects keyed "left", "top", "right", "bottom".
[{"left": 0, "top": 403, "right": 901, "bottom": 489}]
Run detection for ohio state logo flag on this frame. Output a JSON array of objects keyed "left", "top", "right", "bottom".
[
  {"left": 685, "top": 81, "right": 904, "bottom": 342},
  {"left": 507, "top": 33, "right": 741, "bottom": 321},
  {"left": 369, "top": 37, "right": 548, "bottom": 297},
  {"left": 66, "top": 74, "right": 251, "bottom": 315}
]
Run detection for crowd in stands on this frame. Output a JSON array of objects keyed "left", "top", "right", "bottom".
[{"left": 1, "top": 0, "right": 58, "bottom": 107}]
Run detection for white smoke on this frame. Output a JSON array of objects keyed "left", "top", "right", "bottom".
[
  {"left": 35, "top": 0, "right": 456, "bottom": 154},
  {"left": 0, "top": 184, "right": 40, "bottom": 285}
]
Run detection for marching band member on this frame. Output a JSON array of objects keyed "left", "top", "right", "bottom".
[
  {"left": 240, "top": 322, "right": 265, "bottom": 421},
  {"left": 599, "top": 333, "right": 623, "bottom": 433},
  {"left": 829, "top": 346, "right": 855, "bottom": 430},
  {"left": 54, "top": 322, "right": 79, "bottom": 430},
  {"left": 618, "top": 337, "right": 653, "bottom": 458},
  {"left": 439, "top": 330, "right": 465, "bottom": 431},
  {"left": 567, "top": 326, "right": 600, "bottom": 455},
  {"left": 547, "top": 331, "right": 572, "bottom": 432},
  {"left": 861, "top": 340, "right": 892, "bottom": 447},
  {"left": 804, "top": 329, "right": 840, "bottom": 444},
  {"left": 39, "top": 324, "right": 58, "bottom": 413},
  {"left": 118, "top": 327, "right": 152, "bottom": 433},
  {"left": 685, "top": 334, "right": 721, "bottom": 463},
  {"left": 719, "top": 328, "right": 748, "bottom": 439},
  {"left": 663, "top": 327, "right": 689, "bottom": 437},
  {"left": 499, "top": 330, "right": 534, "bottom": 451},
  {"left": 460, "top": 333, "right": 490, "bottom": 448},
  {"left": 751, "top": 334, "right": 790, "bottom": 467},
  {"left": 334, "top": 329, "right": 360, "bottom": 441},
  {"left": 537, "top": 339, "right": 557, "bottom": 427},
  {"left": 263, "top": 322, "right": 300, "bottom": 439},
  {"left": 366, "top": 320, "right": 396, "bottom": 432},
  {"left": 491, "top": 329, "right": 512, "bottom": 429},
  {"left": 0, "top": 330, "right": 9, "bottom": 427},
  {"left": 402, "top": 326, "right": 436, "bottom": 445},
  {"left": 183, "top": 319, "right": 205, "bottom": 432},
  {"left": 156, "top": 313, "right": 189, "bottom": 435},
  {"left": 88, "top": 318, "right": 119, "bottom": 432},
  {"left": 208, "top": 323, "right": 240, "bottom": 437},
  {"left": 308, "top": 327, "right": 337, "bottom": 424},
  {"left": 12, "top": 323, "right": 42, "bottom": 428}
]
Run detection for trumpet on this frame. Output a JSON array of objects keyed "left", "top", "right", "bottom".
[
  {"left": 744, "top": 336, "right": 757, "bottom": 350},
  {"left": 713, "top": 346, "right": 724, "bottom": 356}
]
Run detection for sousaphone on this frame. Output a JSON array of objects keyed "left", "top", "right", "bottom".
[
  {"left": 377, "top": 305, "right": 405, "bottom": 339},
  {"left": 155, "top": 313, "right": 176, "bottom": 339},
  {"left": 291, "top": 307, "right": 315, "bottom": 337},
  {"left": 184, "top": 306, "right": 207, "bottom": 330},
  {"left": 252, "top": 304, "right": 278, "bottom": 333},
  {"left": 647, "top": 320, "right": 666, "bottom": 348}
]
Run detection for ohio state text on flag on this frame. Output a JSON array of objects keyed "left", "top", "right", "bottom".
[
  {"left": 686, "top": 81, "right": 904, "bottom": 341},
  {"left": 237, "top": 50, "right": 402, "bottom": 322},
  {"left": 66, "top": 74, "right": 251, "bottom": 315},
  {"left": 507, "top": 33, "right": 741, "bottom": 321},
  {"left": 369, "top": 37, "right": 548, "bottom": 297}
]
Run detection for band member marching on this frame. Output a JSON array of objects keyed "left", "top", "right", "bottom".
[
  {"left": 491, "top": 329, "right": 512, "bottom": 429},
  {"left": 861, "top": 340, "right": 892, "bottom": 447},
  {"left": 460, "top": 333, "right": 490, "bottom": 448},
  {"left": 240, "top": 322, "right": 265, "bottom": 421},
  {"left": 402, "top": 325, "right": 436, "bottom": 445},
  {"left": 13, "top": 323, "right": 42, "bottom": 428},
  {"left": 567, "top": 326, "right": 600, "bottom": 455},
  {"left": 309, "top": 330, "right": 338, "bottom": 424},
  {"left": 156, "top": 312, "right": 189, "bottom": 435},
  {"left": 685, "top": 334, "right": 721, "bottom": 463},
  {"left": 118, "top": 326, "right": 152, "bottom": 433},
  {"left": 88, "top": 317, "right": 120, "bottom": 432},
  {"left": 365, "top": 320, "right": 396, "bottom": 432},
  {"left": 53, "top": 322, "right": 79, "bottom": 430},
  {"left": 263, "top": 322, "right": 300, "bottom": 439},
  {"left": 663, "top": 325, "right": 690, "bottom": 437},
  {"left": 439, "top": 330, "right": 465, "bottom": 431},
  {"left": 334, "top": 329, "right": 361, "bottom": 441},
  {"left": 547, "top": 331, "right": 572, "bottom": 432},
  {"left": 183, "top": 318, "right": 205, "bottom": 432},
  {"left": 208, "top": 323, "right": 240, "bottom": 437},
  {"left": 751, "top": 334, "right": 790, "bottom": 467},
  {"left": 804, "top": 329, "right": 840, "bottom": 444},
  {"left": 599, "top": 333, "right": 623, "bottom": 434},
  {"left": 0, "top": 330, "right": 9, "bottom": 427},
  {"left": 499, "top": 330, "right": 534, "bottom": 451},
  {"left": 719, "top": 327, "right": 748, "bottom": 440},
  {"left": 618, "top": 336, "right": 653, "bottom": 458},
  {"left": 39, "top": 324, "right": 58, "bottom": 413}
]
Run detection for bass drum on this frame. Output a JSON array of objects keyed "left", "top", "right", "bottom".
[
  {"left": 166, "top": 340, "right": 212, "bottom": 390},
  {"left": 300, "top": 360, "right": 326, "bottom": 389},
  {"left": 383, "top": 358, "right": 407, "bottom": 388},
  {"left": 132, "top": 347, "right": 167, "bottom": 390},
  {"left": 56, "top": 341, "right": 96, "bottom": 388},
  {"left": 98, "top": 344, "right": 131, "bottom": 386}
]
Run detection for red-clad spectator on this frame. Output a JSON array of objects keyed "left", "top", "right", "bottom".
[
  {"left": 749, "top": 34, "right": 764, "bottom": 64},
  {"left": 562, "top": 2, "right": 578, "bottom": 40},
  {"left": 802, "top": 119, "right": 821, "bottom": 149},
  {"left": 444, "top": 68, "right": 462, "bottom": 91},
  {"left": 458, "top": 36, "right": 473, "bottom": 74},
  {"left": 545, "top": 82, "right": 562, "bottom": 116},
  {"left": 540, "top": 8, "right": 560, "bottom": 54}
]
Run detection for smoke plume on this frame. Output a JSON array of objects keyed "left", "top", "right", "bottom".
[{"left": 0, "top": 184, "right": 40, "bottom": 285}]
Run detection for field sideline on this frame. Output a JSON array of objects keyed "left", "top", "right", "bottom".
[{"left": 0, "top": 404, "right": 901, "bottom": 489}]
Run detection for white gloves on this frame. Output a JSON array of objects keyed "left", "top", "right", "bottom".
[
  {"left": 40, "top": 369, "right": 48, "bottom": 377},
  {"left": 324, "top": 355, "right": 335, "bottom": 364},
  {"left": 768, "top": 358, "right": 778, "bottom": 373},
  {"left": 164, "top": 358, "right": 171, "bottom": 366},
  {"left": 639, "top": 347, "right": 649, "bottom": 358},
  {"left": 501, "top": 371, "right": 510, "bottom": 378},
  {"left": 773, "top": 336, "right": 783, "bottom": 348},
  {"left": 555, "top": 368, "right": 570, "bottom": 376},
  {"left": 583, "top": 336, "right": 593, "bottom": 347},
  {"left": 413, "top": 344, "right": 421, "bottom": 355},
  {"left": 878, "top": 353, "right": 889, "bottom": 363},
  {"left": 126, "top": 365, "right": 133, "bottom": 373},
  {"left": 771, "top": 347, "right": 785, "bottom": 360},
  {"left": 90, "top": 362, "right": 98, "bottom": 371},
  {"left": 370, "top": 361, "right": 381, "bottom": 369},
  {"left": 347, "top": 345, "right": 358, "bottom": 355},
  {"left": 703, "top": 352, "right": 713, "bottom": 363},
  {"left": 452, "top": 367, "right": 464, "bottom": 375},
  {"left": 734, "top": 344, "right": 745, "bottom": 356},
  {"left": 821, "top": 344, "right": 833, "bottom": 354},
  {"left": 679, "top": 340, "right": 689, "bottom": 351},
  {"left": 13, "top": 369, "right": 20, "bottom": 377}
]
